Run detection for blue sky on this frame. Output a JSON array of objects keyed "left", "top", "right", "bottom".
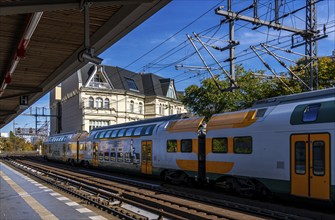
[{"left": 1, "top": 0, "right": 334, "bottom": 134}]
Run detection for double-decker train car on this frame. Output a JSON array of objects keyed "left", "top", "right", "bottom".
[
  {"left": 83, "top": 114, "right": 203, "bottom": 180},
  {"left": 43, "top": 87, "right": 335, "bottom": 203},
  {"left": 43, "top": 131, "right": 89, "bottom": 165},
  {"left": 205, "top": 87, "right": 335, "bottom": 202}
]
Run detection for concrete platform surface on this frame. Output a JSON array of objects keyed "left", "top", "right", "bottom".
[{"left": 0, "top": 162, "right": 108, "bottom": 220}]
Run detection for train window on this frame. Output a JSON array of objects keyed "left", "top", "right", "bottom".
[
  {"left": 255, "top": 108, "right": 267, "bottom": 118},
  {"left": 117, "top": 152, "right": 123, "bottom": 162},
  {"left": 125, "top": 153, "right": 131, "bottom": 163},
  {"left": 79, "top": 144, "right": 85, "bottom": 151},
  {"left": 111, "top": 130, "right": 118, "bottom": 138},
  {"left": 99, "top": 131, "right": 106, "bottom": 139},
  {"left": 134, "top": 127, "right": 143, "bottom": 136},
  {"left": 125, "top": 128, "right": 134, "bottom": 136},
  {"left": 167, "top": 140, "right": 177, "bottom": 152},
  {"left": 181, "top": 139, "right": 192, "bottom": 153},
  {"left": 144, "top": 125, "right": 155, "bottom": 135},
  {"left": 118, "top": 129, "right": 126, "bottom": 137},
  {"left": 110, "top": 152, "right": 116, "bottom": 162},
  {"left": 302, "top": 103, "right": 321, "bottom": 122},
  {"left": 104, "top": 152, "right": 110, "bottom": 161},
  {"left": 105, "top": 130, "right": 112, "bottom": 138},
  {"left": 212, "top": 138, "right": 228, "bottom": 153},
  {"left": 233, "top": 136, "right": 252, "bottom": 154},
  {"left": 295, "top": 141, "right": 306, "bottom": 175},
  {"left": 313, "top": 141, "right": 325, "bottom": 176},
  {"left": 99, "top": 151, "right": 104, "bottom": 160},
  {"left": 94, "top": 133, "right": 100, "bottom": 139}
]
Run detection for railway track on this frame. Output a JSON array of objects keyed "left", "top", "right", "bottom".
[{"left": 2, "top": 157, "right": 331, "bottom": 220}]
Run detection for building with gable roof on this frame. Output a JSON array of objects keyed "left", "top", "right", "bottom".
[{"left": 50, "top": 64, "right": 187, "bottom": 134}]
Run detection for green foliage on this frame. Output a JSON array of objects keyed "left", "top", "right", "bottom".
[
  {"left": 181, "top": 65, "right": 286, "bottom": 118},
  {"left": 0, "top": 131, "right": 34, "bottom": 152},
  {"left": 181, "top": 59, "right": 334, "bottom": 118}
]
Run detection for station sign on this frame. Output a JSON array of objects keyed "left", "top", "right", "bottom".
[{"left": 15, "top": 128, "right": 36, "bottom": 135}]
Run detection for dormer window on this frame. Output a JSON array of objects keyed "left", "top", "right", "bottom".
[
  {"left": 166, "top": 81, "right": 176, "bottom": 99},
  {"left": 126, "top": 78, "right": 139, "bottom": 91}
]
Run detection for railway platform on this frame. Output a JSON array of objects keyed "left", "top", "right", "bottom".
[{"left": 0, "top": 162, "right": 107, "bottom": 220}]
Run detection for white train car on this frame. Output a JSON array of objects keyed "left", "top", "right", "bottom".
[
  {"left": 43, "top": 131, "right": 89, "bottom": 165},
  {"left": 205, "top": 88, "right": 335, "bottom": 201},
  {"left": 85, "top": 114, "right": 202, "bottom": 178}
]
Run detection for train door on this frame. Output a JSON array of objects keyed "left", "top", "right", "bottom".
[
  {"left": 92, "top": 142, "right": 99, "bottom": 167},
  {"left": 62, "top": 144, "right": 66, "bottom": 161},
  {"left": 141, "top": 140, "right": 152, "bottom": 175},
  {"left": 291, "top": 133, "right": 330, "bottom": 200}
]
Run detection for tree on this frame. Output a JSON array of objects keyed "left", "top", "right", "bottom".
[
  {"left": 181, "top": 65, "right": 286, "bottom": 119},
  {"left": 0, "top": 131, "right": 35, "bottom": 152},
  {"left": 181, "top": 58, "right": 334, "bottom": 118},
  {"left": 289, "top": 56, "right": 335, "bottom": 90}
]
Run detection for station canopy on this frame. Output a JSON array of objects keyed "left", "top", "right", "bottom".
[{"left": 0, "top": 0, "right": 170, "bottom": 128}]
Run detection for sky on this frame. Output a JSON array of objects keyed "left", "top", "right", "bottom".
[{"left": 1, "top": 0, "right": 334, "bottom": 134}]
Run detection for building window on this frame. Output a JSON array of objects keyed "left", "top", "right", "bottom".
[
  {"left": 126, "top": 78, "right": 139, "bottom": 91},
  {"left": 166, "top": 82, "right": 176, "bottom": 99},
  {"left": 139, "top": 102, "right": 143, "bottom": 114},
  {"left": 130, "top": 100, "right": 134, "bottom": 112},
  {"left": 159, "top": 104, "right": 163, "bottom": 115},
  {"left": 89, "top": 97, "right": 94, "bottom": 108},
  {"left": 104, "top": 98, "right": 110, "bottom": 109},
  {"left": 169, "top": 106, "right": 173, "bottom": 115},
  {"left": 89, "top": 120, "right": 109, "bottom": 132},
  {"left": 96, "top": 97, "right": 103, "bottom": 109},
  {"left": 93, "top": 73, "right": 103, "bottom": 82}
]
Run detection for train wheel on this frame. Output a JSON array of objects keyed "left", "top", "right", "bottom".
[{"left": 83, "top": 161, "right": 89, "bottom": 168}]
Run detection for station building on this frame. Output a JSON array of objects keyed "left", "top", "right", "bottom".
[{"left": 50, "top": 64, "right": 187, "bottom": 134}]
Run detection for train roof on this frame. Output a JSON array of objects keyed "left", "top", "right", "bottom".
[
  {"left": 46, "top": 131, "right": 88, "bottom": 143},
  {"left": 91, "top": 113, "right": 193, "bottom": 132},
  {"left": 252, "top": 87, "right": 335, "bottom": 108}
]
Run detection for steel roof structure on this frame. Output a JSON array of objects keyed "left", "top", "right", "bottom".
[{"left": 0, "top": 0, "right": 170, "bottom": 128}]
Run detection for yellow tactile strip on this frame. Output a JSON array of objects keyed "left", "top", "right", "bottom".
[{"left": 0, "top": 171, "right": 58, "bottom": 220}]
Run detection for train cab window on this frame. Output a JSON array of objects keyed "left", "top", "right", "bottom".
[
  {"left": 167, "top": 140, "right": 177, "bottom": 152},
  {"left": 125, "top": 128, "right": 134, "bottom": 137},
  {"left": 255, "top": 108, "right": 267, "bottom": 118},
  {"left": 118, "top": 129, "right": 126, "bottom": 137},
  {"left": 212, "top": 138, "right": 228, "bottom": 153},
  {"left": 313, "top": 141, "right": 325, "bottom": 176},
  {"left": 181, "top": 139, "right": 192, "bottom": 153},
  {"left": 110, "top": 152, "right": 116, "bottom": 162},
  {"left": 79, "top": 144, "right": 85, "bottom": 151},
  {"left": 233, "top": 136, "right": 252, "bottom": 154},
  {"left": 295, "top": 141, "right": 306, "bottom": 174},
  {"left": 104, "top": 152, "right": 110, "bottom": 161},
  {"left": 302, "top": 103, "right": 321, "bottom": 122},
  {"left": 117, "top": 152, "right": 123, "bottom": 162},
  {"left": 134, "top": 127, "right": 143, "bottom": 136}
]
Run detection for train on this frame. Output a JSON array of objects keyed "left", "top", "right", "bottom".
[{"left": 43, "top": 87, "right": 335, "bottom": 203}]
